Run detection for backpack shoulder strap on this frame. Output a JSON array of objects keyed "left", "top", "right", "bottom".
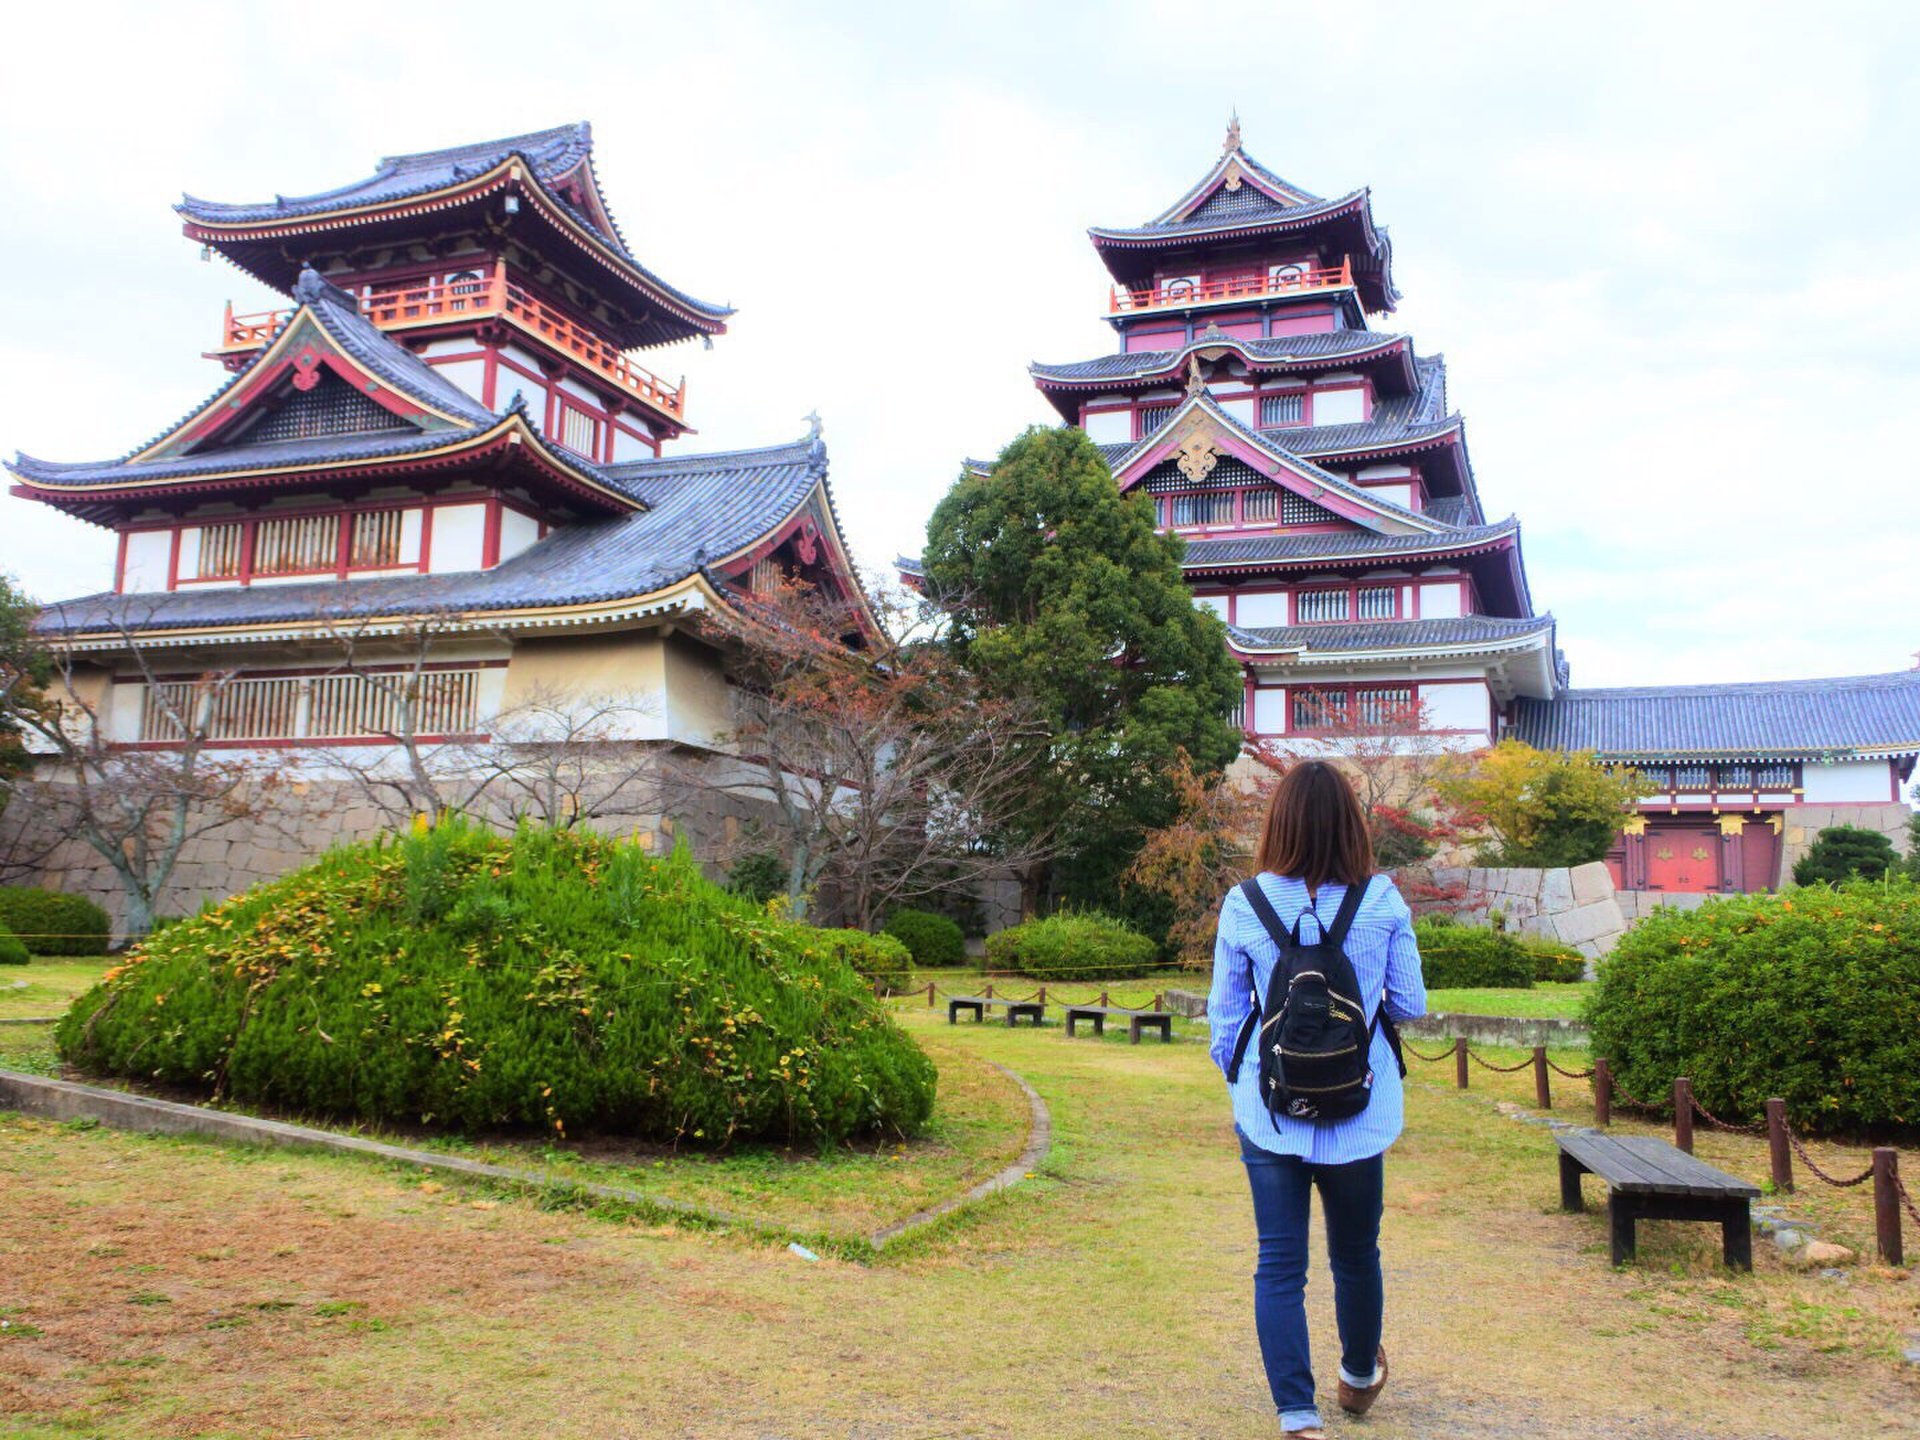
[
  {"left": 1238, "top": 876, "right": 1293, "bottom": 949},
  {"left": 1324, "top": 875, "right": 1372, "bottom": 947}
]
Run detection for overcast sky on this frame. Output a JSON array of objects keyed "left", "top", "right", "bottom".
[{"left": 2, "top": 1, "right": 1916, "bottom": 688}]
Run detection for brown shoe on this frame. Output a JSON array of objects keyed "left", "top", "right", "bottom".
[{"left": 1337, "top": 1345, "right": 1388, "bottom": 1416}]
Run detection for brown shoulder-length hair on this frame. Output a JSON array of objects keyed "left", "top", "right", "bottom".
[{"left": 1254, "top": 760, "right": 1374, "bottom": 890}]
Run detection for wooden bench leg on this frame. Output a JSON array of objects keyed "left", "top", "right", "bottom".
[
  {"left": 1721, "top": 1200, "right": 1753, "bottom": 1272},
  {"left": 1155, "top": 1019, "right": 1172, "bottom": 1043},
  {"left": 1129, "top": 1018, "right": 1142, "bottom": 1045},
  {"left": 1065, "top": 1014, "right": 1078, "bottom": 1038},
  {"left": 1559, "top": 1152, "right": 1586, "bottom": 1212},
  {"left": 947, "top": 1002, "right": 959, "bottom": 1025},
  {"left": 1609, "top": 1196, "right": 1635, "bottom": 1267},
  {"left": 1093, "top": 1015, "right": 1104, "bottom": 1037}
]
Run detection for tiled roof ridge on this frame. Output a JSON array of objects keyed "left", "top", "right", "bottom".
[
  {"left": 1031, "top": 329, "right": 1412, "bottom": 385},
  {"left": 1553, "top": 670, "right": 1920, "bottom": 701},
  {"left": 1094, "top": 186, "right": 1369, "bottom": 241}
]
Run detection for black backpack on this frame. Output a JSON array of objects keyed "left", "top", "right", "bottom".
[{"left": 1226, "top": 877, "right": 1406, "bottom": 1126}]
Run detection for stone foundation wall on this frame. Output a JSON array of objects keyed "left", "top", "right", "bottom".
[
  {"left": 1429, "top": 860, "right": 1628, "bottom": 959},
  {"left": 1778, "top": 801, "right": 1911, "bottom": 878}
]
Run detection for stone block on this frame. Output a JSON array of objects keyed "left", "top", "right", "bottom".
[
  {"left": 1539, "top": 867, "right": 1575, "bottom": 911},
  {"left": 1554, "top": 898, "right": 1627, "bottom": 947},
  {"left": 1569, "top": 861, "right": 1613, "bottom": 905}
]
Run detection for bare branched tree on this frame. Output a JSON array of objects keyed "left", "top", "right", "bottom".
[
  {"left": 668, "top": 577, "right": 1060, "bottom": 929},
  {"left": 467, "top": 684, "right": 663, "bottom": 829},
  {"left": 1, "top": 600, "right": 298, "bottom": 939}
]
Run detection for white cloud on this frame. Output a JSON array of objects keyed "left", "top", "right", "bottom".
[{"left": 2, "top": 0, "right": 1916, "bottom": 688}]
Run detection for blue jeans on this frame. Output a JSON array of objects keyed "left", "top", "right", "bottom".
[{"left": 1237, "top": 1128, "right": 1384, "bottom": 1431}]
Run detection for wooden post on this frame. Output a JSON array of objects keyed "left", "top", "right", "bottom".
[
  {"left": 1594, "top": 1058, "right": 1613, "bottom": 1127},
  {"left": 1454, "top": 1037, "right": 1469, "bottom": 1090},
  {"left": 1533, "top": 1046, "right": 1551, "bottom": 1109},
  {"left": 926, "top": 982, "right": 935, "bottom": 1007},
  {"left": 1153, "top": 992, "right": 1163, "bottom": 1011},
  {"left": 1100, "top": 990, "right": 1109, "bottom": 1007},
  {"left": 1766, "top": 1098, "right": 1793, "bottom": 1194},
  {"left": 984, "top": 981, "right": 994, "bottom": 999},
  {"left": 1674, "top": 1077, "right": 1694, "bottom": 1154},
  {"left": 873, "top": 977, "right": 884, "bottom": 999},
  {"left": 1872, "top": 1148, "right": 1904, "bottom": 1267},
  {"left": 1038, "top": 985, "right": 1047, "bottom": 1005}
]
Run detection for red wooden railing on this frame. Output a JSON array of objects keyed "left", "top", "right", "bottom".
[
  {"left": 216, "top": 268, "right": 687, "bottom": 419},
  {"left": 1109, "top": 259, "right": 1354, "bottom": 315}
]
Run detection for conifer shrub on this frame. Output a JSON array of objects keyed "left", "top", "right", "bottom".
[
  {"left": 1412, "top": 918, "right": 1535, "bottom": 989},
  {"left": 1791, "top": 825, "right": 1898, "bottom": 886},
  {"left": 1585, "top": 878, "right": 1920, "bottom": 1132},
  {"left": 809, "top": 927, "right": 913, "bottom": 986},
  {"left": 0, "top": 925, "right": 28, "bottom": 965},
  {"left": 984, "top": 911, "right": 1158, "bottom": 981},
  {"left": 882, "top": 908, "right": 967, "bottom": 968},
  {"left": 56, "top": 822, "right": 936, "bottom": 1145},
  {"left": 0, "top": 887, "right": 111, "bottom": 956}
]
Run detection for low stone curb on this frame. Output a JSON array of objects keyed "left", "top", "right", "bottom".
[
  {"left": 0, "top": 1017, "right": 59, "bottom": 1027},
  {"left": 1403, "top": 1012, "right": 1591, "bottom": 1050},
  {"left": 0, "top": 1058, "right": 1053, "bottom": 1257}
]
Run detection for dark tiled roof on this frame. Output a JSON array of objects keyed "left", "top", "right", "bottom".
[
  {"left": 10, "top": 270, "right": 505, "bottom": 490},
  {"left": 1032, "top": 329, "right": 1407, "bottom": 385},
  {"left": 177, "top": 123, "right": 731, "bottom": 326},
  {"left": 1509, "top": 671, "right": 1920, "bottom": 760},
  {"left": 1094, "top": 187, "right": 1368, "bottom": 244},
  {"left": 1181, "top": 519, "right": 1518, "bottom": 569},
  {"left": 1227, "top": 614, "right": 1556, "bottom": 654},
  {"left": 178, "top": 123, "right": 597, "bottom": 225},
  {"left": 34, "top": 437, "right": 827, "bottom": 637}
]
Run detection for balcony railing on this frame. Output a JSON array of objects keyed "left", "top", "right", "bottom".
[
  {"left": 216, "top": 268, "right": 687, "bottom": 420},
  {"left": 1109, "top": 259, "right": 1354, "bottom": 315}
]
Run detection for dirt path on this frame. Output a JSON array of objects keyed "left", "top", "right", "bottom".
[{"left": 2, "top": 1013, "right": 1916, "bottom": 1438}]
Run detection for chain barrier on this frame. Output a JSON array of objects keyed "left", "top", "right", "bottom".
[
  {"left": 1402, "top": 1040, "right": 1455, "bottom": 1064},
  {"left": 1784, "top": 1128, "right": 1875, "bottom": 1188},
  {"left": 1466, "top": 1049, "right": 1535, "bottom": 1074},
  {"left": 1545, "top": 1058, "right": 1596, "bottom": 1080},
  {"left": 1896, "top": 1171, "right": 1920, "bottom": 1229},
  {"left": 1688, "top": 1093, "right": 1764, "bottom": 1136}
]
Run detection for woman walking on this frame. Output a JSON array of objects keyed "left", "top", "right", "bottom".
[{"left": 1207, "top": 761, "right": 1427, "bottom": 1437}]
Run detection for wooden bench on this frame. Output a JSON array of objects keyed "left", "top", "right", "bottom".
[
  {"left": 1062, "top": 1004, "right": 1174, "bottom": 1045},
  {"left": 1556, "top": 1128, "right": 1758, "bottom": 1270},
  {"left": 946, "top": 995, "right": 1045, "bottom": 1027}
]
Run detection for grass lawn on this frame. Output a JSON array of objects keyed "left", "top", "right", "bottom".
[
  {"left": 908, "top": 964, "right": 1200, "bottom": 1008},
  {"left": 1425, "top": 981, "right": 1593, "bottom": 1020},
  {"left": 0, "top": 955, "right": 112, "bottom": 1021},
  {"left": 3, "top": 1003, "right": 1915, "bottom": 1437}
]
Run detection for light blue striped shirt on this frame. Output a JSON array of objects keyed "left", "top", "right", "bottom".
[{"left": 1208, "top": 872, "right": 1428, "bottom": 1163}]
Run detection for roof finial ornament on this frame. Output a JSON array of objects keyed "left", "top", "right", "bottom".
[
  {"left": 1185, "top": 354, "right": 1206, "bottom": 397},
  {"left": 1224, "top": 109, "right": 1242, "bottom": 155},
  {"left": 804, "top": 409, "right": 822, "bottom": 440}
]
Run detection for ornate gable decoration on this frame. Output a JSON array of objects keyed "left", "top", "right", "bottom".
[{"left": 1176, "top": 435, "right": 1222, "bottom": 482}]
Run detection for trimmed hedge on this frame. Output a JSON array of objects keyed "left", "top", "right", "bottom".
[
  {"left": 810, "top": 927, "right": 913, "bottom": 986},
  {"left": 882, "top": 908, "right": 966, "bottom": 968},
  {"left": 57, "top": 822, "right": 936, "bottom": 1145},
  {"left": 0, "top": 926, "right": 27, "bottom": 965},
  {"left": 1585, "top": 878, "right": 1920, "bottom": 1132},
  {"left": 984, "top": 911, "right": 1157, "bottom": 981},
  {"left": 0, "top": 887, "right": 110, "bottom": 956},
  {"left": 1520, "top": 936, "right": 1588, "bottom": 983},
  {"left": 1412, "top": 918, "right": 1535, "bottom": 989}
]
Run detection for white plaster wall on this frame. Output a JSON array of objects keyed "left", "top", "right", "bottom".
[
  {"left": 177, "top": 527, "right": 203, "bottom": 579},
  {"left": 1313, "top": 388, "right": 1367, "bottom": 424},
  {"left": 121, "top": 531, "right": 172, "bottom": 593},
  {"left": 431, "top": 358, "right": 487, "bottom": 403},
  {"left": 1419, "top": 582, "right": 1464, "bottom": 618},
  {"left": 399, "top": 509, "right": 424, "bottom": 565},
  {"left": 1216, "top": 396, "right": 1257, "bottom": 427},
  {"left": 498, "top": 508, "right": 541, "bottom": 563},
  {"left": 1355, "top": 464, "right": 1413, "bottom": 479},
  {"left": 1082, "top": 410, "right": 1131, "bottom": 445},
  {"left": 1365, "top": 483, "right": 1414, "bottom": 510},
  {"left": 1800, "top": 758, "right": 1895, "bottom": 804},
  {"left": 1422, "top": 681, "right": 1492, "bottom": 737},
  {"left": 556, "top": 376, "right": 602, "bottom": 408},
  {"left": 610, "top": 428, "right": 652, "bottom": 463},
  {"left": 1194, "top": 595, "right": 1229, "bottom": 621},
  {"left": 429, "top": 504, "right": 488, "bottom": 573},
  {"left": 1236, "top": 590, "right": 1289, "bottom": 627},
  {"left": 1251, "top": 687, "right": 1287, "bottom": 734}
]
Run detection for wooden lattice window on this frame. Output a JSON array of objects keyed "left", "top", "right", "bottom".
[
  {"left": 1354, "top": 685, "right": 1414, "bottom": 728},
  {"left": 143, "top": 669, "right": 485, "bottom": 743},
  {"left": 1754, "top": 763, "right": 1797, "bottom": 789},
  {"left": 247, "top": 373, "right": 402, "bottom": 443},
  {"left": 1170, "top": 491, "right": 1235, "bottom": 526},
  {"left": 253, "top": 514, "right": 341, "bottom": 576},
  {"left": 196, "top": 524, "right": 244, "bottom": 579},
  {"left": 349, "top": 510, "right": 405, "bottom": 569},
  {"left": 1281, "top": 492, "right": 1334, "bottom": 525},
  {"left": 1241, "top": 488, "right": 1278, "bottom": 523},
  {"left": 1136, "top": 404, "right": 1175, "bottom": 437},
  {"left": 558, "top": 403, "right": 602, "bottom": 459},
  {"left": 1291, "top": 688, "right": 1349, "bottom": 731},
  {"left": 1296, "top": 589, "right": 1350, "bottom": 623},
  {"left": 1260, "top": 392, "right": 1305, "bottom": 427},
  {"left": 1357, "top": 585, "right": 1398, "bottom": 620}
]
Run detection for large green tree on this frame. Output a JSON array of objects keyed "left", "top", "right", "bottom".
[{"left": 921, "top": 426, "right": 1243, "bottom": 920}]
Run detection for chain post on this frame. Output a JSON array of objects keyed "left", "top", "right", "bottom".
[
  {"left": 926, "top": 982, "right": 935, "bottom": 1007},
  {"left": 1533, "top": 1046, "right": 1551, "bottom": 1109},
  {"left": 984, "top": 981, "right": 994, "bottom": 1000},
  {"left": 1454, "top": 1037, "right": 1469, "bottom": 1090},
  {"left": 1766, "top": 1098, "right": 1793, "bottom": 1194},
  {"left": 1594, "top": 1058, "right": 1612, "bottom": 1126},
  {"left": 1873, "top": 1149, "right": 1904, "bottom": 1267},
  {"left": 1673, "top": 1077, "right": 1694, "bottom": 1154}
]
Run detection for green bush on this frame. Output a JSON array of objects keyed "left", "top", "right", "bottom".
[
  {"left": 1519, "top": 935, "right": 1588, "bottom": 983},
  {"left": 1585, "top": 878, "right": 1920, "bottom": 1132},
  {"left": 0, "top": 887, "right": 110, "bottom": 956},
  {"left": 0, "top": 925, "right": 27, "bottom": 965},
  {"left": 984, "top": 911, "right": 1157, "bottom": 981},
  {"left": 1792, "top": 825, "right": 1898, "bottom": 887},
  {"left": 882, "top": 908, "right": 966, "bottom": 968},
  {"left": 1412, "top": 918, "right": 1535, "bottom": 988},
  {"left": 809, "top": 927, "right": 913, "bottom": 986},
  {"left": 56, "top": 822, "right": 935, "bottom": 1146},
  {"left": 725, "top": 851, "right": 787, "bottom": 905}
]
